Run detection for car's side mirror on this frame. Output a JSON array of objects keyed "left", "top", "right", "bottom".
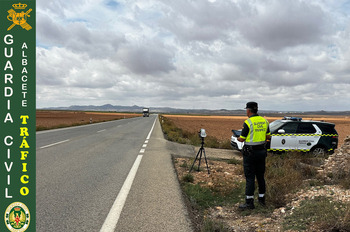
[{"left": 278, "top": 129, "right": 286, "bottom": 134}]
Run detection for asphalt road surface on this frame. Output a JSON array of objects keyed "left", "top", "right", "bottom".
[{"left": 36, "top": 115, "right": 192, "bottom": 232}]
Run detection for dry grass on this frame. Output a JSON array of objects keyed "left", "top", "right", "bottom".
[
  {"left": 36, "top": 110, "right": 141, "bottom": 130},
  {"left": 163, "top": 114, "right": 350, "bottom": 146}
]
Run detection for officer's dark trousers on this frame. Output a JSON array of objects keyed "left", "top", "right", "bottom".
[{"left": 243, "top": 148, "right": 266, "bottom": 196}]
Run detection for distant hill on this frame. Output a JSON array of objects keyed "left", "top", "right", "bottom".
[{"left": 40, "top": 104, "right": 350, "bottom": 116}]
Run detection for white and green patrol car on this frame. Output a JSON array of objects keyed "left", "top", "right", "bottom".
[{"left": 231, "top": 117, "right": 338, "bottom": 156}]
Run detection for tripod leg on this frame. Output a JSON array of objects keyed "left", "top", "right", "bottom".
[
  {"left": 203, "top": 148, "right": 210, "bottom": 174},
  {"left": 198, "top": 148, "right": 204, "bottom": 171},
  {"left": 190, "top": 148, "right": 201, "bottom": 172}
]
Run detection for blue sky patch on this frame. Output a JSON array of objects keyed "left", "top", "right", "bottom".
[{"left": 106, "top": 0, "right": 120, "bottom": 9}]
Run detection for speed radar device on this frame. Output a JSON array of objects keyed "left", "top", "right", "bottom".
[
  {"left": 199, "top": 128, "right": 207, "bottom": 138},
  {"left": 190, "top": 129, "right": 210, "bottom": 174}
]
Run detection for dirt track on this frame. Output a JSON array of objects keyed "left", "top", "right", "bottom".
[
  {"left": 36, "top": 111, "right": 141, "bottom": 130},
  {"left": 164, "top": 115, "right": 350, "bottom": 146}
]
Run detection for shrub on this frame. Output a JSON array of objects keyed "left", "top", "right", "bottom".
[
  {"left": 182, "top": 181, "right": 245, "bottom": 210},
  {"left": 218, "top": 139, "right": 232, "bottom": 149},
  {"left": 183, "top": 183, "right": 221, "bottom": 209},
  {"left": 226, "top": 158, "right": 242, "bottom": 165},
  {"left": 201, "top": 218, "right": 230, "bottom": 232},
  {"left": 180, "top": 160, "right": 189, "bottom": 168},
  {"left": 331, "top": 169, "right": 350, "bottom": 189},
  {"left": 182, "top": 173, "right": 194, "bottom": 183},
  {"left": 265, "top": 154, "right": 304, "bottom": 208},
  {"left": 283, "top": 196, "right": 350, "bottom": 231}
]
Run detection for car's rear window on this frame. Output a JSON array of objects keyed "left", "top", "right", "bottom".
[{"left": 316, "top": 123, "right": 337, "bottom": 134}]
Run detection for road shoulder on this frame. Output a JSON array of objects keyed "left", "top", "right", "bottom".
[{"left": 116, "top": 116, "right": 193, "bottom": 232}]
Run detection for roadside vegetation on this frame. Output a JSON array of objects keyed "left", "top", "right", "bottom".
[
  {"left": 162, "top": 115, "right": 350, "bottom": 231},
  {"left": 159, "top": 115, "right": 231, "bottom": 149},
  {"left": 175, "top": 154, "right": 350, "bottom": 232}
]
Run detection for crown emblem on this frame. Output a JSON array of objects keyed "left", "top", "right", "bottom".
[
  {"left": 12, "top": 3, "right": 27, "bottom": 9},
  {"left": 7, "top": 2, "right": 32, "bottom": 31},
  {"left": 14, "top": 207, "right": 21, "bottom": 211}
]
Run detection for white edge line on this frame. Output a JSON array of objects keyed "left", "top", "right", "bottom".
[
  {"left": 97, "top": 129, "right": 106, "bottom": 133},
  {"left": 99, "top": 116, "right": 158, "bottom": 232},
  {"left": 146, "top": 117, "right": 157, "bottom": 140},
  {"left": 40, "top": 139, "right": 70, "bottom": 149},
  {"left": 99, "top": 155, "right": 143, "bottom": 232},
  {"left": 36, "top": 121, "right": 111, "bottom": 134}
]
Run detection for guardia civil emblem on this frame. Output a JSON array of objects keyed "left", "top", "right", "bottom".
[
  {"left": 4, "top": 202, "right": 30, "bottom": 232},
  {"left": 7, "top": 2, "right": 32, "bottom": 31}
]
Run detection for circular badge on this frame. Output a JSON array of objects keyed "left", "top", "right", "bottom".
[{"left": 4, "top": 202, "right": 30, "bottom": 232}]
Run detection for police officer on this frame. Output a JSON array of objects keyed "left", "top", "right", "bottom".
[{"left": 237, "top": 102, "right": 270, "bottom": 210}]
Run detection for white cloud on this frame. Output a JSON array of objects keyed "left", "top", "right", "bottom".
[
  {"left": 36, "top": 0, "right": 350, "bottom": 111},
  {"left": 236, "top": 0, "right": 331, "bottom": 51}
]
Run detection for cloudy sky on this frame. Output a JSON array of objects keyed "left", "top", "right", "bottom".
[{"left": 37, "top": 0, "right": 350, "bottom": 111}]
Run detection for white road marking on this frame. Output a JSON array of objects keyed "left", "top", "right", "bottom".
[
  {"left": 40, "top": 140, "right": 70, "bottom": 149},
  {"left": 142, "top": 144, "right": 147, "bottom": 148},
  {"left": 97, "top": 129, "right": 106, "bottom": 133},
  {"left": 36, "top": 120, "right": 116, "bottom": 134},
  {"left": 146, "top": 118, "right": 156, "bottom": 140},
  {"left": 99, "top": 116, "right": 157, "bottom": 232},
  {"left": 36, "top": 117, "right": 140, "bottom": 135},
  {"left": 99, "top": 155, "right": 143, "bottom": 232},
  {"left": 144, "top": 140, "right": 149, "bottom": 143}
]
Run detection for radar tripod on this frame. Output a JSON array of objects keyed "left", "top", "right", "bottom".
[{"left": 190, "top": 137, "right": 210, "bottom": 174}]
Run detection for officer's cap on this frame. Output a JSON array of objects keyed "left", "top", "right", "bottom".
[{"left": 245, "top": 102, "right": 258, "bottom": 110}]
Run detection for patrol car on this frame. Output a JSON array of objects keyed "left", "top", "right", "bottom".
[{"left": 231, "top": 117, "right": 338, "bottom": 156}]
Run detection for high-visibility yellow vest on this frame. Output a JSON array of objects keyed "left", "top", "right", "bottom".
[{"left": 242, "top": 116, "right": 270, "bottom": 145}]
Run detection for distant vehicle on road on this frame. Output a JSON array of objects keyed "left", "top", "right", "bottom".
[
  {"left": 231, "top": 117, "right": 338, "bottom": 156},
  {"left": 143, "top": 108, "right": 150, "bottom": 117}
]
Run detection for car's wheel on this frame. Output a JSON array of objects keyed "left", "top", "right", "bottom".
[{"left": 311, "top": 146, "right": 326, "bottom": 157}]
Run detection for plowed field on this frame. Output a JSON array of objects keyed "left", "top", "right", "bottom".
[
  {"left": 163, "top": 115, "right": 350, "bottom": 146},
  {"left": 36, "top": 110, "right": 141, "bottom": 130}
]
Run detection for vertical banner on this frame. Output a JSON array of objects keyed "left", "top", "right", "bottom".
[{"left": 0, "top": 0, "right": 36, "bottom": 231}]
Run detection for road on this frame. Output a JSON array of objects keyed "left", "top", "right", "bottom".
[{"left": 36, "top": 115, "right": 192, "bottom": 232}]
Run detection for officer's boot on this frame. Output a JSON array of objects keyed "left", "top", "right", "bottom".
[
  {"left": 258, "top": 196, "right": 266, "bottom": 206},
  {"left": 238, "top": 198, "right": 255, "bottom": 210}
]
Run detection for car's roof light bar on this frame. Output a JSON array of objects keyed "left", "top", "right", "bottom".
[{"left": 283, "top": 116, "right": 302, "bottom": 121}]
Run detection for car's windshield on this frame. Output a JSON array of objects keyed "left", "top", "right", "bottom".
[{"left": 269, "top": 120, "right": 285, "bottom": 133}]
